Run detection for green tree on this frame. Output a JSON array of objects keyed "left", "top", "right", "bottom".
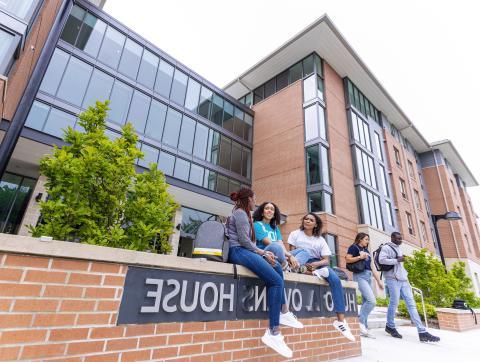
[{"left": 29, "top": 101, "right": 177, "bottom": 253}]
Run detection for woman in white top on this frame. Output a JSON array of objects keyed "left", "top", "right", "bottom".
[{"left": 288, "top": 212, "right": 355, "bottom": 342}]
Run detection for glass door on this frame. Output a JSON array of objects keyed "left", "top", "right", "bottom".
[{"left": 0, "top": 172, "right": 37, "bottom": 234}]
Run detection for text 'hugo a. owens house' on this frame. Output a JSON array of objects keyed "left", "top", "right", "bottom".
[{"left": 1, "top": 0, "right": 480, "bottom": 296}]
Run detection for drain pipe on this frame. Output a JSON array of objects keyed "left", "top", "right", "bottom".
[{"left": 0, "top": 0, "right": 72, "bottom": 178}]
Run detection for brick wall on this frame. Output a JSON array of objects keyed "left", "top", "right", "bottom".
[
  {"left": 437, "top": 308, "right": 480, "bottom": 332},
  {"left": 0, "top": 239, "right": 361, "bottom": 361}
]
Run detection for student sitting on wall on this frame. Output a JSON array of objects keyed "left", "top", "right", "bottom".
[
  {"left": 287, "top": 212, "right": 355, "bottom": 341},
  {"left": 226, "top": 187, "right": 303, "bottom": 358},
  {"left": 252, "top": 201, "right": 299, "bottom": 271}
]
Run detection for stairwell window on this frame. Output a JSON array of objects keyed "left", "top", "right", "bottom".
[
  {"left": 400, "top": 178, "right": 408, "bottom": 200},
  {"left": 394, "top": 147, "right": 401, "bottom": 166},
  {"left": 406, "top": 212, "right": 414, "bottom": 235}
]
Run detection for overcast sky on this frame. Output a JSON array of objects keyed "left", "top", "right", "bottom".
[{"left": 104, "top": 0, "right": 480, "bottom": 217}]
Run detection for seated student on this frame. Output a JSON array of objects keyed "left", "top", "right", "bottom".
[
  {"left": 252, "top": 201, "right": 299, "bottom": 271},
  {"left": 288, "top": 212, "right": 355, "bottom": 342},
  {"left": 226, "top": 187, "right": 303, "bottom": 358}
]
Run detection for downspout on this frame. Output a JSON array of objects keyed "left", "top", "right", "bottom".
[{"left": 0, "top": 0, "right": 73, "bottom": 177}]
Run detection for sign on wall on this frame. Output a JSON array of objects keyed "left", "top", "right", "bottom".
[{"left": 118, "top": 266, "right": 357, "bottom": 325}]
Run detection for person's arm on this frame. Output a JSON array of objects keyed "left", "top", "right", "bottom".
[
  {"left": 234, "top": 210, "right": 262, "bottom": 254},
  {"left": 308, "top": 257, "right": 330, "bottom": 269},
  {"left": 307, "top": 237, "right": 331, "bottom": 269},
  {"left": 287, "top": 230, "right": 298, "bottom": 251},
  {"left": 378, "top": 247, "right": 398, "bottom": 265},
  {"left": 371, "top": 260, "right": 384, "bottom": 289},
  {"left": 345, "top": 250, "right": 367, "bottom": 263},
  {"left": 254, "top": 222, "right": 272, "bottom": 246}
]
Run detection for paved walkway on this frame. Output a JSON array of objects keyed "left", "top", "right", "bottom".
[{"left": 343, "top": 326, "right": 480, "bottom": 361}]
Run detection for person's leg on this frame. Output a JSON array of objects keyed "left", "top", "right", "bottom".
[
  {"left": 400, "top": 282, "right": 426, "bottom": 333},
  {"left": 385, "top": 279, "right": 401, "bottom": 329},
  {"left": 228, "top": 247, "right": 283, "bottom": 331},
  {"left": 264, "top": 243, "right": 286, "bottom": 266},
  {"left": 355, "top": 272, "right": 376, "bottom": 328},
  {"left": 290, "top": 248, "right": 313, "bottom": 266},
  {"left": 322, "top": 267, "right": 346, "bottom": 315}
]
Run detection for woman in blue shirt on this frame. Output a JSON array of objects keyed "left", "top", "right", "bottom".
[
  {"left": 345, "top": 232, "right": 384, "bottom": 338},
  {"left": 252, "top": 202, "right": 299, "bottom": 271}
]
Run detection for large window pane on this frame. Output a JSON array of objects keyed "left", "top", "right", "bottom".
[
  {"left": 229, "top": 180, "right": 241, "bottom": 195},
  {"left": 76, "top": 13, "right": 106, "bottom": 58},
  {"left": 289, "top": 62, "right": 302, "bottom": 83},
  {"left": 137, "top": 49, "right": 159, "bottom": 89},
  {"left": 43, "top": 108, "right": 76, "bottom": 138},
  {"left": 211, "top": 94, "right": 224, "bottom": 126},
  {"left": 207, "top": 130, "right": 220, "bottom": 165},
  {"left": 276, "top": 70, "right": 289, "bottom": 91},
  {"left": 189, "top": 164, "right": 204, "bottom": 186},
  {"left": 204, "top": 169, "right": 216, "bottom": 191},
  {"left": 374, "top": 132, "right": 383, "bottom": 161},
  {"left": 144, "top": 99, "right": 167, "bottom": 142},
  {"left": 109, "top": 80, "right": 133, "bottom": 125},
  {"left": 158, "top": 152, "right": 175, "bottom": 176},
  {"left": 253, "top": 86, "right": 264, "bottom": 104},
  {"left": 233, "top": 108, "right": 244, "bottom": 139},
  {"left": 39, "top": 48, "right": 69, "bottom": 95},
  {"left": 222, "top": 101, "right": 234, "bottom": 132},
  {"left": 303, "top": 74, "right": 316, "bottom": 102},
  {"left": 60, "top": 5, "right": 85, "bottom": 45},
  {"left": 241, "top": 148, "right": 251, "bottom": 179},
  {"left": 57, "top": 57, "right": 93, "bottom": 107},
  {"left": 127, "top": 91, "right": 150, "bottom": 133},
  {"left": 174, "top": 158, "right": 190, "bottom": 181},
  {"left": 178, "top": 116, "right": 196, "bottom": 154},
  {"left": 318, "top": 105, "right": 326, "bottom": 140},
  {"left": 231, "top": 142, "right": 242, "bottom": 174},
  {"left": 304, "top": 105, "right": 319, "bottom": 141},
  {"left": 303, "top": 55, "right": 314, "bottom": 76},
  {"left": 184, "top": 78, "right": 201, "bottom": 113},
  {"left": 1, "top": 0, "right": 38, "bottom": 21},
  {"left": 379, "top": 165, "right": 389, "bottom": 196},
  {"left": 25, "top": 101, "right": 49, "bottom": 130},
  {"left": 216, "top": 174, "right": 229, "bottom": 195},
  {"left": 324, "top": 193, "right": 333, "bottom": 213},
  {"left": 193, "top": 123, "right": 208, "bottom": 160},
  {"left": 244, "top": 113, "right": 253, "bottom": 142},
  {"left": 0, "top": 29, "right": 16, "bottom": 75},
  {"left": 360, "top": 188, "right": 370, "bottom": 225},
  {"left": 162, "top": 108, "right": 182, "bottom": 147},
  {"left": 306, "top": 146, "right": 320, "bottom": 185},
  {"left": 82, "top": 69, "right": 114, "bottom": 109},
  {"left": 321, "top": 146, "right": 330, "bottom": 186},
  {"left": 264, "top": 78, "right": 275, "bottom": 98},
  {"left": 170, "top": 69, "right": 188, "bottom": 105},
  {"left": 218, "top": 135, "right": 231, "bottom": 170},
  {"left": 198, "top": 86, "right": 212, "bottom": 120},
  {"left": 385, "top": 201, "right": 393, "bottom": 226},
  {"left": 317, "top": 76, "right": 324, "bottom": 100},
  {"left": 98, "top": 26, "right": 125, "bottom": 69},
  {"left": 308, "top": 192, "right": 322, "bottom": 212},
  {"left": 138, "top": 143, "right": 159, "bottom": 168},
  {"left": 155, "top": 60, "right": 174, "bottom": 98},
  {"left": 118, "top": 38, "right": 142, "bottom": 80}
]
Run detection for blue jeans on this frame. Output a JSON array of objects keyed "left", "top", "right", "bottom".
[
  {"left": 385, "top": 279, "right": 426, "bottom": 333},
  {"left": 263, "top": 242, "right": 286, "bottom": 265},
  {"left": 353, "top": 270, "right": 376, "bottom": 328},
  {"left": 228, "top": 246, "right": 285, "bottom": 329},
  {"left": 291, "top": 249, "right": 345, "bottom": 313}
]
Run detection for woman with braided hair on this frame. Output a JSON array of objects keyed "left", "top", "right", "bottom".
[{"left": 226, "top": 187, "right": 303, "bottom": 358}]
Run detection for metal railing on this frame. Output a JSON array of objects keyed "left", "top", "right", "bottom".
[{"left": 411, "top": 286, "right": 428, "bottom": 328}]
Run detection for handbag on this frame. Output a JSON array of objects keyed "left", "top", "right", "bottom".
[{"left": 346, "top": 244, "right": 366, "bottom": 273}]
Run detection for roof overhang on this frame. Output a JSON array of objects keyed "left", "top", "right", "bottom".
[
  {"left": 430, "top": 140, "right": 478, "bottom": 187},
  {"left": 224, "top": 14, "right": 478, "bottom": 187}
]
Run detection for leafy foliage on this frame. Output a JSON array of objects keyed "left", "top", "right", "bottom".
[{"left": 29, "top": 101, "right": 177, "bottom": 253}]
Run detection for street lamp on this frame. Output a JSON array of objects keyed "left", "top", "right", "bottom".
[{"left": 431, "top": 211, "right": 462, "bottom": 269}]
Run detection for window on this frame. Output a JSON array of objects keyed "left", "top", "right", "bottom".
[
  {"left": 399, "top": 178, "right": 408, "bottom": 199},
  {"left": 406, "top": 212, "right": 414, "bottom": 235},
  {"left": 244, "top": 114, "right": 253, "bottom": 142},
  {"left": 253, "top": 86, "right": 264, "bottom": 104},
  {"left": 169, "top": 69, "right": 188, "bottom": 105},
  {"left": 324, "top": 234, "right": 338, "bottom": 267},
  {"left": 207, "top": 130, "right": 220, "bottom": 165},
  {"left": 289, "top": 62, "right": 302, "bottom": 83},
  {"left": 109, "top": 80, "right": 133, "bottom": 126},
  {"left": 184, "top": 78, "right": 201, "bottom": 113},
  {"left": 144, "top": 99, "right": 167, "bottom": 142},
  {"left": 233, "top": 108, "right": 245, "bottom": 139},
  {"left": 192, "top": 123, "right": 209, "bottom": 160},
  {"left": 204, "top": 169, "right": 216, "bottom": 191},
  {"left": 118, "top": 38, "right": 142, "bottom": 80},
  {"left": 216, "top": 174, "right": 229, "bottom": 195},
  {"left": 43, "top": 107, "right": 76, "bottom": 138},
  {"left": 39, "top": 48, "right": 69, "bottom": 95},
  {"left": 408, "top": 160, "right": 415, "bottom": 179},
  {"left": 350, "top": 111, "right": 371, "bottom": 151},
  {"left": 74, "top": 13, "right": 107, "bottom": 58},
  {"left": 355, "top": 147, "right": 376, "bottom": 188},
  {"left": 420, "top": 222, "right": 428, "bottom": 243},
  {"left": 60, "top": 5, "right": 85, "bottom": 45},
  {"left": 358, "top": 187, "right": 383, "bottom": 230},
  {"left": 394, "top": 147, "right": 402, "bottom": 166},
  {"left": 127, "top": 90, "right": 150, "bottom": 133},
  {"left": 98, "top": 26, "right": 125, "bottom": 70},
  {"left": 1, "top": 0, "right": 39, "bottom": 21},
  {"left": 241, "top": 148, "right": 251, "bottom": 179},
  {"left": 138, "top": 143, "right": 159, "bottom": 168},
  {"left": 414, "top": 190, "right": 422, "bottom": 210},
  {"left": 25, "top": 101, "right": 49, "bottom": 130},
  {"left": 308, "top": 191, "right": 332, "bottom": 213},
  {"left": 56, "top": 56, "right": 93, "bottom": 107},
  {"left": 173, "top": 158, "right": 190, "bottom": 182},
  {"left": 158, "top": 152, "right": 175, "bottom": 176},
  {"left": 379, "top": 165, "right": 389, "bottom": 197},
  {"left": 346, "top": 79, "right": 380, "bottom": 124},
  {"left": 374, "top": 132, "right": 383, "bottom": 161},
  {"left": 303, "top": 74, "right": 316, "bottom": 102},
  {"left": 306, "top": 145, "right": 330, "bottom": 186},
  {"left": 276, "top": 70, "right": 289, "bottom": 91},
  {"left": 264, "top": 78, "right": 276, "bottom": 98},
  {"left": 154, "top": 60, "right": 174, "bottom": 98},
  {"left": 189, "top": 164, "right": 204, "bottom": 186},
  {"left": 198, "top": 86, "right": 213, "bottom": 120},
  {"left": 385, "top": 201, "right": 394, "bottom": 226},
  {"left": 230, "top": 142, "right": 242, "bottom": 174},
  {"left": 82, "top": 69, "right": 114, "bottom": 109},
  {"left": 136, "top": 49, "right": 158, "bottom": 89},
  {"left": 302, "top": 55, "right": 314, "bottom": 76},
  {"left": 222, "top": 101, "right": 234, "bottom": 132},
  {"left": 211, "top": 94, "right": 224, "bottom": 126},
  {"left": 218, "top": 135, "right": 232, "bottom": 170},
  {"left": 177, "top": 116, "right": 196, "bottom": 154},
  {"left": 162, "top": 108, "right": 182, "bottom": 148},
  {"left": 304, "top": 104, "right": 326, "bottom": 141}
]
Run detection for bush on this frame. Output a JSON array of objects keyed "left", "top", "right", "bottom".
[
  {"left": 375, "top": 297, "right": 389, "bottom": 307},
  {"left": 29, "top": 101, "right": 178, "bottom": 253},
  {"left": 397, "top": 299, "right": 437, "bottom": 320}
]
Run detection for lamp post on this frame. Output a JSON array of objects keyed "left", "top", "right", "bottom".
[{"left": 431, "top": 211, "right": 462, "bottom": 269}]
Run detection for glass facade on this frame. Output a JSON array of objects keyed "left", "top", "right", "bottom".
[{"left": 25, "top": 4, "right": 253, "bottom": 200}]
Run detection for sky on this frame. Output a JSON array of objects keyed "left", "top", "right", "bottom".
[{"left": 104, "top": 0, "right": 480, "bottom": 216}]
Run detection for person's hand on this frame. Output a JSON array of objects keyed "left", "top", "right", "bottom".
[
  {"left": 377, "top": 280, "right": 385, "bottom": 290},
  {"left": 397, "top": 255, "right": 405, "bottom": 262},
  {"left": 306, "top": 263, "right": 316, "bottom": 272},
  {"left": 359, "top": 251, "right": 368, "bottom": 260},
  {"left": 263, "top": 251, "right": 276, "bottom": 266},
  {"left": 288, "top": 255, "right": 299, "bottom": 269}
]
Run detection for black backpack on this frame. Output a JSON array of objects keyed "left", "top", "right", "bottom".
[
  {"left": 452, "top": 299, "right": 478, "bottom": 324},
  {"left": 373, "top": 244, "right": 398, "bottom": 272},
  {"left": 192, "top": 220, "right": 229, "bottom": 262}
]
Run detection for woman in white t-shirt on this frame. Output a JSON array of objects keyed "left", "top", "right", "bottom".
[{"left": 288, "top": 212, "right": 355, "bottom": 342}]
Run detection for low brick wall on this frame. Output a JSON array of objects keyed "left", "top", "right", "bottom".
[
  {"left": 0, "top": 234, "right": 361, "bottom": 361},
  {"left": 437, "top": 308, "right": 480, "bottom": 332}
]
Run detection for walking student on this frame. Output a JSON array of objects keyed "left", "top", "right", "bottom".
[
  {"left": 345, "top": 232, "right": 384, "bottom": 338},
  {"left": 226, "top": 187, "right": 303, "bottom": 358},
  {"left": 379, "top": 232, "right": 440, "bottom": 342},
  {"left": 287, "top": 212, "right": 355, "bottom": 342},
  {"left": 252, "top": 201, "right": 299, "bottom": 271}
]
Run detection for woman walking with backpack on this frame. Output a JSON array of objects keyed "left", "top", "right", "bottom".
[
  {"left": 226, "top": 187, "right": 303, "bottom": 358},
  {"left": 345, "top": 233, "right": 384, "bottom": 338}
]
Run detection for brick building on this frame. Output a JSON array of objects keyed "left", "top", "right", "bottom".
[{"left": 1, "top": 1, "right": 480, "bottom": 296}]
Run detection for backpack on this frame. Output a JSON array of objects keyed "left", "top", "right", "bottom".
[
  {"left": 373, "top": 244, "right": 398, "bottom": 272},
  {"left": 192, "top": 220, "right": 229, "bottom": 262},
  {"left": 452, "top": 299, "right": 478, "bottom": 324}
]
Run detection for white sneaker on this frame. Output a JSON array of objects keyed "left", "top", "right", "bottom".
[
  {"left": 261, "top": 329, "right": 293, "bottom": 358},
  {"left": 280, "top": 311, "right": 304, "bottom": 328},
  {"left": 313, "top": 267, "right": 329, "bottom": 279},
  {"left": 333, "top": 320, "right": 355, "bottom": 342},
  {"left": 359, "top": 323, "right": 368, "bottom": 336}
]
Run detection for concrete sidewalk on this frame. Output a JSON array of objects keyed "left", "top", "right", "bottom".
[{"left": 343, "top": 326, "right": 480, "bottom": 362}]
